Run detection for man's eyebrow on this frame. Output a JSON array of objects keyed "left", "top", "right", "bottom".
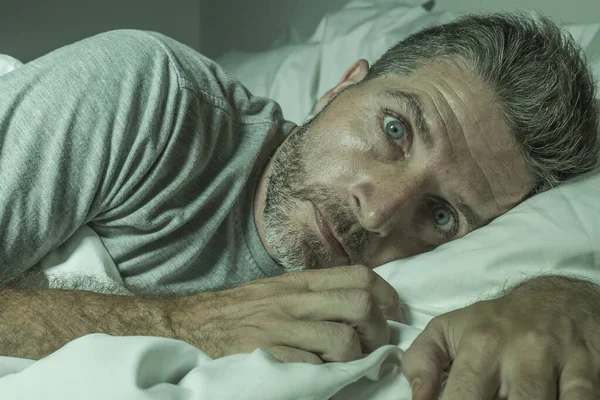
[
  {"left": 383, "top": 90, "right": 486, "bottom": 233},
  {"left": 383, "top": 89, "right": 433, "bottom": 149},
  {"left": 454, "top": 199, "right": 486, "bottom": 232}
]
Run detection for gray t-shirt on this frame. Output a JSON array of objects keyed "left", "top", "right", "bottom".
[{"left": 0, "top": 30, "right": 294, "bottom": 294}]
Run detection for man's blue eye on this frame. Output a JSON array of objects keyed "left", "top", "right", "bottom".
[
  {"left": 433, "top": 205, "right": 455, "bottom": 233},
  {"left": 383, "top": 116, "right": 407, "bottom": 141}
]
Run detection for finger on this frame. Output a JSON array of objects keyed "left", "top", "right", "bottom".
[
  {"left": 559, "top": 379, "right": 597, "bottom": 400},
  {"left": 284, "top": 265, "right": 402, "bottom": 322},
  {"left": 559, "top": 345, "right": 599, "bottom": 400},
  {"left": 502, "top": 355, "right": 557, "bottom": 400},
  {"left": 439, "top": 337, "right": 499, "bottom": 400},
  {"left": 276, "top": 320, "right": 363, "bottom": 362},
  {"left": 286, "top": 289, "right": 390, "bottom": 352},
  {"left": 401, "top": 316, "right": 452, "bottom": 400},
  {"left": 265, "top": 345, "right": 323, "bottom": 364}
]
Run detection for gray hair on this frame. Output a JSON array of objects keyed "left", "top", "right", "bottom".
[{"left": 365, "top": 13, "right": 599, "bottom": 195}]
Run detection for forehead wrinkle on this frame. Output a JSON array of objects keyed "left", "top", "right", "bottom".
[
  {"left": 458, "top": 125, "right": 504, "bottom": 208},
  {"left": 434, "top": 79, "right": 505, "bottom": 208},
  {"left": 423, "top": 87, "right": 456, "bottom": 161},
  {"left": 450, "top": 84, "right": 524, "bottom": 210},
  {"left": 423, "top": 80, "right": 503, "bottom": 228},
  {"left": 480, "top": 114, "right": 535, "bottom": 202}
]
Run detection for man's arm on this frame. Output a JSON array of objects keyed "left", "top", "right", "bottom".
[
  {"left": 0, "top": 266, "right": 401, "bottom": 362},
  {"left": 0, "top": 288, "right": 177, "bottom": 359}
]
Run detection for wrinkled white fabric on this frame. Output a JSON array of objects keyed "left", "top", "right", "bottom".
[
  {"left": 0, "top": 334, "right": 411, "bottom": 400},
  {"left": 0, "top": 54, "right": 22, "bottom": 76}
]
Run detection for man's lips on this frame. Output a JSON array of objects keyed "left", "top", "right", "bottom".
[{"left": 311, "top": 202, "right": 350, "bottom": 263}]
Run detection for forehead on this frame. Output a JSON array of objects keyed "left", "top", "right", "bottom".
[{"left": 362, "top": 61, "right": 534, "bottom": 224}]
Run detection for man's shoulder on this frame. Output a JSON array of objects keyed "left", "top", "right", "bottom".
[
  {"left": 81, "top": 30, "right": 288, "bottom": 127},
  {"left": 68, "top": 30, "right": 175, "bottom": 69}
]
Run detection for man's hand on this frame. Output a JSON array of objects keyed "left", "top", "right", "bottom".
[
  {"left": 401, "top": 275, "right": 600, "bottom": 400},
  {"left": 173, "top": 265, "right": 402, "bottom": 364}
]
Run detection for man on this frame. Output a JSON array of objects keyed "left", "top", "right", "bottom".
[{"left": 0, "top": 12, "right": 598, "bottom": 400}]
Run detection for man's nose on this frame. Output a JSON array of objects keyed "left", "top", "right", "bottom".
[{"left": 348, "top": 177, "right": 421, "bottom": 237}]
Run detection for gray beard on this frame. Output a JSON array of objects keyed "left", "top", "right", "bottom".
[
  {"left": 263, "top": 123, "right": 324, "bottom": 271},
  {"left": 262, "top": 120, "right": 369, "bottom": 272}
]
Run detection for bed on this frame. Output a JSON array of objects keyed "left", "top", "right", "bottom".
[{"left": 0, "top": 1, "right": 599, "bottom": 399}]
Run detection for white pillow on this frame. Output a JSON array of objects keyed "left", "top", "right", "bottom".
[
  {"left": 217, "top": 3, "right": 455, "bottom": 124},
  {"left": 310, "top": 3, "right": 458, "bottom": 102},
  {"left": 376, "top": 167, "right": 600, "bottom": 331},
  {"left": 218, "top": 42, "right": 323, "bottom": 126},
  {"left": 217, "top": 2, "right": 600, "bottom": 124},
  {"left": 0, "top": 54, "right": 22, "bottom": 76}
]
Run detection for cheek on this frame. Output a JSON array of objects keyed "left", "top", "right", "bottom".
[
  {"left": 304, "top": 136, "right": 368, "bottom": 187},
  {"left": 304, "top": 118, "right": 381, "bottom": 183}
]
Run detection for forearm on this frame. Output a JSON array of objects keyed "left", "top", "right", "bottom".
[{"left": 0, "top": 288, "right": 179, "bottom": 360}]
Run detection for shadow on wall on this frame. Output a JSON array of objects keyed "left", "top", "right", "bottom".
[
  {"left": 0, "top": 0, "right": 349, "bottom": 63},
  {"left": 0, "top": 0, "right": 201, "bottom": 63},
  {"left": 199, "top": 0, "right": 350, "bottom": 59}
]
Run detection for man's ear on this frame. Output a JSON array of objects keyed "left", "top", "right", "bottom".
[{"left": 313, "top": 59, "right": 369, "bottom": 115}]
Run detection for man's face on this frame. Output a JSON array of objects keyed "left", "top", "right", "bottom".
[{"left": 254, "top": 60, "right": 534, "bottom": 272}]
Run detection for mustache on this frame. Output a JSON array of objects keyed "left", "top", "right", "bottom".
[{"left": 295, "top": 185, "right": 370, "bottom": 263}]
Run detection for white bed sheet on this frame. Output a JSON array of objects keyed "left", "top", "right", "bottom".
[
  {"left": 0, "top": 334, "right": 409, "bottom": 400},
  {"left": 0, "top": 54, "right": 22, "bottom": 76}
]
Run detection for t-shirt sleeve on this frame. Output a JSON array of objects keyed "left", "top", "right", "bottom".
[{"left": 0, "top": 30, "right": 185, "bottom": 278}]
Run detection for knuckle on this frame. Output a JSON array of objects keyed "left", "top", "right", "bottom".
[
  {"left": 336, "top": 325, "right": 361, "bottom": 360},
  {"left": 339, "top": 325, "right": 359, "bottom": 346},
  {"left": 281, "top": 271, "right": 304, "bottom": 286},
  {"left": 352, "top": 265, "right": 376, "bottom": 288},
  {"left": 268, "top": 347, "right": 323, "bottom": 365},
  {"left": 514, "top": 330, "right": 559, "bottom": 356},
  {"left": 443, "top": 386, "right": 481, "bottom": 399},
  {"left": 353, "top": 290, "right": 376, "bottom": 320},
  {"left": 466, "top": 325, "right": 502, "bottom": 350},
  {"left": 425, "top": 313, "right": 445, "bottom": 328},
  {"left": 520, "top": 329, "right": 555, "bottom": 345},
  {"left": 511, "top": 382, "right": 548, "bottom": 399},
  {"left": 443, "top": 372, "right": 484, "bottom": 398},
  {"left": 303, "top": 353, "right": 324, "bottom": 365},
  {"left": 259, "top": 310, "right": 285, "bottom": 325}
]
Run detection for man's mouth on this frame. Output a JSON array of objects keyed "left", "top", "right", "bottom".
[{"left": 311, "top": 202, "right": 351, "bottom": 264}]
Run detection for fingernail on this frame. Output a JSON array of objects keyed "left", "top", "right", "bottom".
[{"left": 411, "top": 378, "right": 422, "bottom": 398}]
